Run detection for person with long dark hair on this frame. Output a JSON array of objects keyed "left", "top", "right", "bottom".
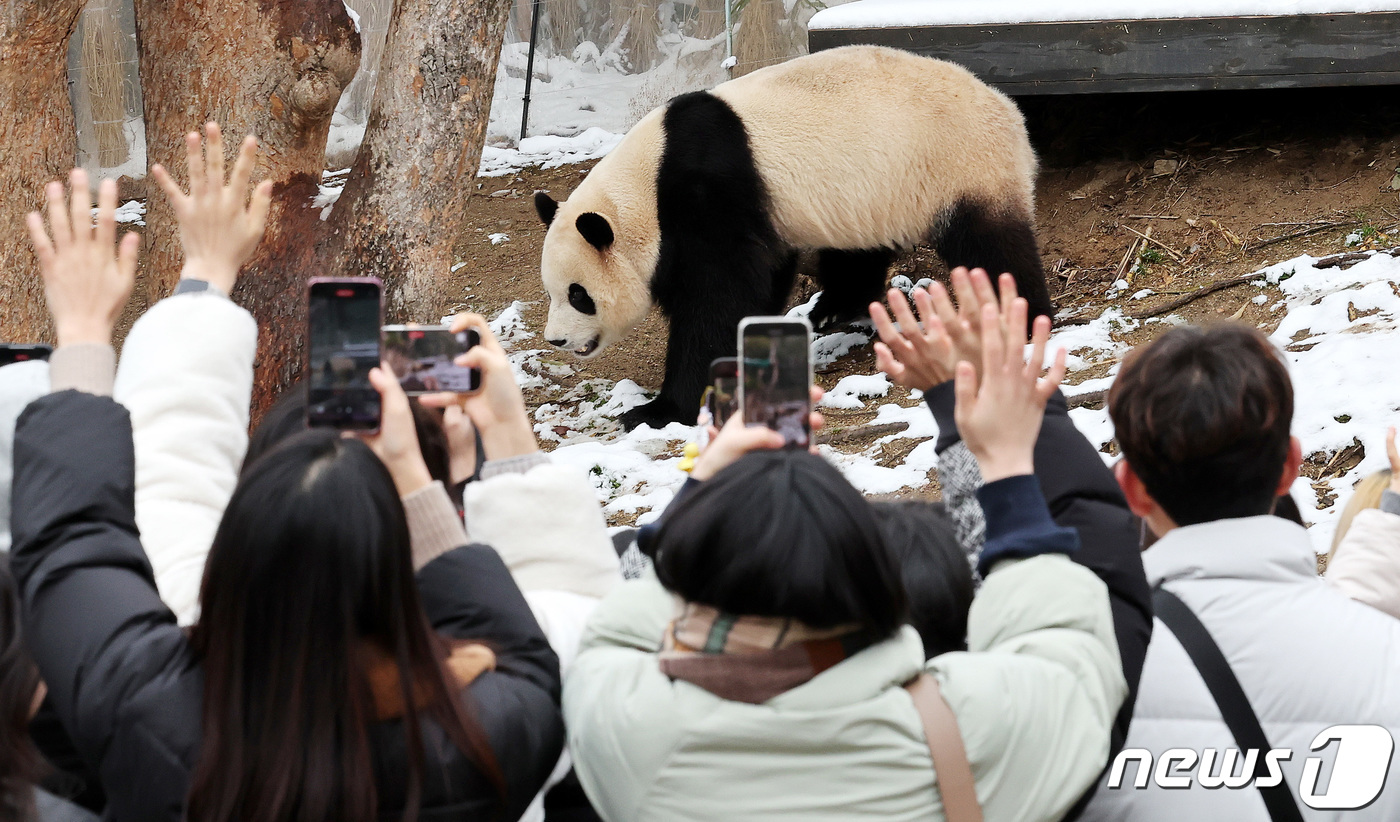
[
  {"left": 10, "top": 168, "right": 563, "bottom": 821},
  {"left": 565, "top": 299, "right": 1126, "bottom": 821}
]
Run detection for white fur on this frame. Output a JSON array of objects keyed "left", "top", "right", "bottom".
[{"left": 538, "top": 45, "right": 1038, "bottom": 356}]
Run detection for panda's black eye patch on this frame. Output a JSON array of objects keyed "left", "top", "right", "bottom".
[{"left": 569, "top": 284, "right": 597, "bottom": 315}]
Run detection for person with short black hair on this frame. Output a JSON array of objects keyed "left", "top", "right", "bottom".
[
  {"left": 1076, "top": 323, "right": 1400, "bottom": 821},
  {"left": 565, "top": 297, "right": 1126, "bottom": 822},
  {"left": 1109, "top": 323, "right": 1297, "bottom": 528}
]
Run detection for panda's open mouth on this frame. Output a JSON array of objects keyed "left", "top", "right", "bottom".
[{"left": 574, "top": 338, "right": 600, "bottom": 357}]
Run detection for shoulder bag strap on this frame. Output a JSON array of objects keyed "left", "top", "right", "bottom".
[
  {"left": 1152, "top": 586, "right": 1304, "bottom": 822},
  {"left": 906, "top": 673, "right": 984, "bottom": 822}
]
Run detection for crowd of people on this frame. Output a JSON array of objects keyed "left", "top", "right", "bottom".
[{"left": 2, "top": 122, "right": 1400, "bottom": 822}]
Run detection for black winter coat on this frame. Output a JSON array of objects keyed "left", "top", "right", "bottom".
[{"left": 9, "top": 390, "right": 564, "bottom": 821}]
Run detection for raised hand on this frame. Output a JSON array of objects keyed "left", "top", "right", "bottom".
[
  {"left": 420, "top": 314, "right": 539, "bottom": 461},
  {"left": 26, "top": 171, "right": 139, "bottom": 347},
  {"left": 953, "top": 298, "right": 1066, "bottom": 483},
  {"left": 362, "top": 366, "right": 433, "bottom": 497},
  {"left": 151, "top": 122, "right": 273, "bottom": 295},
  {"left": 870, "top": 285, "right": 956, "bottom": 390}
]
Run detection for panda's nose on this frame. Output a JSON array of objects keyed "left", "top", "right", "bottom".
[{"left": 548, "top": 338, "right": 568, "bottom": 348}]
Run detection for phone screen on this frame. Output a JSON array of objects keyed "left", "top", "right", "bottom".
[
  {"left": 708, "top": 357, "right": 739, "bottom": 426},
  {"left": 0, "top": 344, "right": 53, "bottom": 367},
  {"left": 382, "top": 326, "right": 481, "bottom": 395},
  {"left": 739, "top": 319, "right": 812, "bottom": 448},
  {"left": 307, "top": 279, "right": 382, "bottom": 430}
]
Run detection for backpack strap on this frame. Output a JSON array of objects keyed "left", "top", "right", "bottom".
[
  {"left": 1152, "top": 587, "right": 1304, "bottom": 822},
  {"left": 906, "top": 673, "right": 984, "bottom": 822}
]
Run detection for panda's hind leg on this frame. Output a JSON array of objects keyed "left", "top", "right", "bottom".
[
  {"left": 809, "top": 247, "right": 897, "bottom": 330},
  {"left": 934, "top": 200, "right": 1055, "bottom": 321}
]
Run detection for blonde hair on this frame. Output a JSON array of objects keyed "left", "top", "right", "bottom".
[{"left": 1330, "top": 469, "right": 1393, "bottom": 560}]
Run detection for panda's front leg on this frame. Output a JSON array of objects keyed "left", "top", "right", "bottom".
[{"left": 618, "top": 307, "right": 721, "bottom": 431}]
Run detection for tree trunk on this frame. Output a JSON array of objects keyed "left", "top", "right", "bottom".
[
  {"left": 324, "top": 0, "right": 514, "bottom": 323},
  {"left": 0, "top": 0, "right": 86, "bottom": 340},
  {"left": 134, "top": 0, "right": 359, "bottom": 411}
]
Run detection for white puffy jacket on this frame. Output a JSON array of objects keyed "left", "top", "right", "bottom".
[
  {"left": 1080, "top": 516, "right": 1400, "bottom": 821},
  {"left": 464, "top": 457, "right": 622, "bottom": 822},
  {"left": 113, "top": 292, "right": 258, "bottom": 625}
]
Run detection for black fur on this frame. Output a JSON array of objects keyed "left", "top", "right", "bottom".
[
  {"left": 576, "top": 212, "right": 614, "bottom": 249},
  {"left": 621, "top": 91, "right": 791, "bottom": 430},
  {"left": 568, "top": 283, "right": 597, "bottom": 315},
  {"left": 809, "top": 247, "right": 898, "bottom": 330},
  {"left": 934, "top": 200, "right": 1055, "bottom": 320},
  {"left": 535, "top": 191, "right": 558, "bottom": 226}
]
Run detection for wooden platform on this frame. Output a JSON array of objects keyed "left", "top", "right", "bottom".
[{"left": 808, "top": 12, "right": 1400, "bottom": 95}]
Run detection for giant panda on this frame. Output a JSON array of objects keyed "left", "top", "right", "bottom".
[{"left": 534, "top": 45, "right": 1051, "bottom": 430}]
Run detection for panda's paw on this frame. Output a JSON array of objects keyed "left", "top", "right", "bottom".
[{"left": 620, "top": 398, "right": 690, "bottom": 431}]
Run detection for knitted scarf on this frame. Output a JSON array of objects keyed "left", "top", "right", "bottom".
[{"left": 659, "top": 602, "right": 879, "bottom": 704}]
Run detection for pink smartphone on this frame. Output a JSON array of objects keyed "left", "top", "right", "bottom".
[{"left": 306, "top": 277, "right": 383, "bottom": 431}]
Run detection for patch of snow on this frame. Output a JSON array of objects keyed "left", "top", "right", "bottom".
[
  {"left": 786, "top": 292, "right": 821, "bottom": 319},
  {"left": 821, "top": 373, "right": 891, "bottom": 409},
  {"left": 813, "top": 330, "right": 873, "bottom": 369},
  {"left": 810, "top": 0, "right": 1400, "bottom": 29},
  {"left": 480, "top": 128, "right": 626, "bottom": 177},
  {"left": 313, "top": 169, "right": 350, "bottom": 221},
  {"left": 490, "top": 300, "right": 534, "bottom": 345},
  {"left": 451, "top": 262, "right": 468, "bottom": 273},
  {"left": 1131, "top": 288, "right": 1154, "bottom": 300},
  {"left": 1252, "top": 294, "right": 1269, "bottom": 305},
  {"left": 489, "top": 233, "right": 510, "bottom": 245},
  {"left": 112, "top": 200, "right": 145, "bottom": 226}
]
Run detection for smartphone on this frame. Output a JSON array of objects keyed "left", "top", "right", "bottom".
[
  {"left": 0, "top": 344, "right": 53, "bottom": 366},
  {"left": 306, "top": 278, "right": 383, "bottom": 431},
  {"left": 737, "top": 317, "right": 813, "bottom": 448},
  {"left": 708, "top": 357, "right": 738, "bottom": 427},
  {"left": 382, "top": 325, "right": 481, "bottom": 395}
]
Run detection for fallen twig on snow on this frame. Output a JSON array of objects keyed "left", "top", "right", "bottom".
[
  {"left": 1314, "top": 247, "right": 1400, "bottom": 270},
  {"left": 1066, "top": 390, "right": 1107, "bottom": 410},
  {"left": 1131, "top": 274, "right": 1258, "bottom": 320},
  {"left": 817, "top": 421, "right": 909, "bottom": 447}
]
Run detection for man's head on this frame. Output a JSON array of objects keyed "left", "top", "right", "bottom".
[{"left": 1109, "top": 323, "right": 1301, "bottom": 535}]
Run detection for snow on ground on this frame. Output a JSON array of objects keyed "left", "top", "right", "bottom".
[
  {"left": 487, "top": 247, "right": 1400, "bottom": 555},
  {"left": 810, "top": 0, "right": 1400, "bottom": 29}
]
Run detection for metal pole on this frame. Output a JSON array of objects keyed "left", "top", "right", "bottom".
[
  {"left": 520, "top": 0, "right": 544, "bottom": 141},
  {"left": 723, "top": 0, "right": 734, "bottom": 78}
]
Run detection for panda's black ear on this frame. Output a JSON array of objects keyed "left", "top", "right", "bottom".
[
  {"left": 534, "top": 191, "right": 559, "bottom": 226},
  {"left": 575, "top": 212, "right": 615, "bottom": 251}
]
